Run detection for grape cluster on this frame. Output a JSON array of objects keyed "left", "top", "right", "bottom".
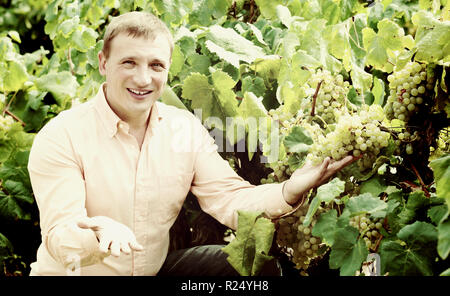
[
  {"left": 275, "top": 203, "right": 324, "bottom": 274},
  {"left": 302, "top": 69, "right": 351, "bottom": 124},
  {"left": 307, "top": 105, "right": 391, "bottom": 171},
  {"left": 0, "top": 115, "right": 16, "bottom": 141},
  {"left": 384, "top": 61, "right": 434, "bottom": 122},
  {"left": 349, "top": 214, "right": 383, "bottom": 251}
]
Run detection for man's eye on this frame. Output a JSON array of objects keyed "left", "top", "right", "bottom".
[
  {"left": 123, "top": 60, "right": 135, "bottom": 65},
  {"left": 151, "top": 63, "right": 164, "bottom": 69}
]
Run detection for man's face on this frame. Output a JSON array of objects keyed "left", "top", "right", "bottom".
[{"left": 98, "top": 33, "right": 172, "bottom": 122}]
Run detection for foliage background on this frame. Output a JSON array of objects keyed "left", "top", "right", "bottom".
[{"left": 0, "top": 0, "right": 449, "bottom": 276}]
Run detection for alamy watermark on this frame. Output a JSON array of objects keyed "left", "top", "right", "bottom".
[{"left": 169, "top": 109, "right": 282, "bottom": 163}]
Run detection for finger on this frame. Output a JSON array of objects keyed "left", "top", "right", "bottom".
[
  {"left": 110, "top": 241, "right": 121, "bottom": 257},
  {"left": 77, "top": 217, "right": 100, "bottom": 231},
  {"left": 330, "top": 155, "right": 355, "bottom": 171},
  {"left": 129, "top": 240, "right": 144, "bottom": 251},
  {"left": 121, "top": 242, "right": 131, "bottom": 255},
  {"left": 98, "top": 238, "right": 112, "bottom": 254},
  {"left": 318, "top": 157, "right": 331, "bottom": 177}
]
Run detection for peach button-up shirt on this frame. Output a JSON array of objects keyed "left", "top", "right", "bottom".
[{"left": 27, "top": 84, "right": 296, "bottom": 275}]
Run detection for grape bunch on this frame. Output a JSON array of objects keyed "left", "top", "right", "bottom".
[
  {"left": 349, "top": 214, "right": 384, "bottom": 251},
  {"left": 384, "top": 61, "right": 435, "bottom": 122},
  {"left": 0, "top": 114, "right": 16, "bottom": 141},
  {"left": 302, "top": 69, "right": 351, "bottom": 124},
  {"left": 275, "top": 203, "right": 325, "bottom": 274},
  {"left": 307, "top": 105, "right": 391, "bottom": 171}
]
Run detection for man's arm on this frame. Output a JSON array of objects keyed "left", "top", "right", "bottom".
[
  {"left": 188, "top": 116, "right": 354, "bottom": 230},
  {"left": 282, "top": 156, "right": 356, "bottom": 206},
  {"left": 28, "top": 119, "right": 104, "bottom": 268}
]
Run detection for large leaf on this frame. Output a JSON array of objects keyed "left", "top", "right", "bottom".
[
  {"left": 205, "top": 25, "right": 265, "bottom": 68},
  {"left": 362, "top": 19, "right": 407, "bottom": 72},
  {"left": 380, "top": 221, "right": 438, "bottom": 276},
  {"left": 430, "top": 154, "right": 450, "bottom": 209},
  {"left": 2, "top": 59, "right": 28, "bottom": 92},
  {"left": 35, "top": 71, "right": 79, "bottom": 105},
  {"left": 329, "top": 226, "right": 368, "bottom": 276},
  {"left": 222, "top": 211, "right": 275, "bottom": 276},
  {"left": 312, "top": 209, "right": 338, "bottom": 246},
  {"left": 437, "top": 212, "right": 450, "bottom": 260},
  {"left": 283, "top": 126, "right": 313, "bottom": 154},
  {"left": 412, "top": 11, "right": 450, "bottom": 64},
  {"left": 346, "top": 193, "right": 388, "bottom": 219},
  {"left": 0, "top": 180, "right": 33, "bottom": 221}
]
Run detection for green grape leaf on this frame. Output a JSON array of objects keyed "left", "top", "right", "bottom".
[
  {"left": 181, "top": 72, "right": 213, "bottom": 119},
  {"left": 206, "top": 25, "right": 265, "bottom": 68},
  {"left": 430, "top": 154, "right": 450, "bottom": 209},
  {"left": 58, "top": 16, "right": 80, "bottom": 38},
  {"left": 222, "top": 211, "right": 275, "bottom": 276},
  {"left": 2, "top": 59, "right": 28, "bottom": 92},
  {"left": 0, "top": 151, "right": 32, "bottom": 191},
  {"left": 437, "top": 213, "right": 450, "bottom": 259},
  {"left": 380, "top": 221, "right": 438, "bottom": 276},
  {"left": 35, "top": 71, "right": 80, "bottom": 105},
  {"left": 315, "top": 177, "right": 346, "bottom": 203},
  {"left": 160, "top": 85, "right": 187, "bottom": 110},
  {"left": 312, "top": 209, "right": 338, "bottom": 246},
  {"left": 428, "top": 204, "right": 448, "bottom": 225},
  {"left": 241, "top": 76, "right": 266, "bottom": 98},
  {"left": 238, "top": 91, "right": 268, "bottom": 161},
  {"left": 71, "top": 26, "right": 98, "bottom": 52},
  {"left": 329, "top": 226, "right": 368, "bottom": 276},
  {"left": 254, "top": 0, "right": 283, "bottom": 20},
  {"left": 372, "top": 77, "right": 385, "bottom": 105},
  {"left": 359, "top": 176, "right": 387, "bottom": 197},
  {"left": 9, "top": 90, "right": 49, "bottom": 132},
  {"left": 189, "top": 0, "right": 232, "bottom": 26},
  {"left": 0, "top": 180, "right": 33, "bottom": 221},
  {"left": 346, "top": 193, "right": 388, "bottom": 218},
  {"left": 169, "top": 44, "right": 185, "bottom": 77},
  {"left": 283, "top": 126, "right": 313, "bottom": 153},
  {"left": 362, "top": 19, "right": 405, "bottom": 72},
  {"left": 412, "top": 11, "right": 450, "bottom": 64},
  {"left": 250, "top": 56, "right": 282, "bottom": 89},
  {"left": 0, "top": 232, "right": 14, "bottom": 258},
  {"left": 239, "top": 91, "right": 267, "bottom": 120}
]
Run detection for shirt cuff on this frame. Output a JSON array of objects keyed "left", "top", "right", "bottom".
[{"left": 263, "top": 181, "right": 305, "bottom": 219}]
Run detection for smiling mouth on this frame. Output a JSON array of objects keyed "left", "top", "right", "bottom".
[{"left": 127, "top": 88, "right": 153, "bottom": 96}]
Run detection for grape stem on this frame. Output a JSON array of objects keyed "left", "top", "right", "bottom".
[
  {"left": 5, "top": 109, "right": 25, "bottom": 126},
  {"left": 68, "top": 47, "right": 75, "bottom": 76},
  {"left": 409, "top": 160, "right": 430, "bottom": 197},
  {"left": 310, "top": 80, "right": 323, "bottom": 117}
]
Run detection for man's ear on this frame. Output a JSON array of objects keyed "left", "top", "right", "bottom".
[{"left": 98, "top": 51, "right": 107, "bottom": 76}]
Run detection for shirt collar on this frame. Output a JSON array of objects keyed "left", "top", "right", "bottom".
[{"left": 93, "top": 83, "right": 164, "bottom": 138}]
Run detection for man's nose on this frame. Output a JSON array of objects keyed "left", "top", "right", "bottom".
[{"left": 134, "top": 66, "right": 152, "bottom": 86}]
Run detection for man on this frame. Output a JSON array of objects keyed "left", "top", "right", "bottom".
[{"left": 27, "top": 11, "right": 354, "bottom": 276}]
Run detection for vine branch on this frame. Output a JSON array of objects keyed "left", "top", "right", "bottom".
[
  {"left": 5, "top": 109, "right": 25, "bottom": 126},
  {"left": 310, "top": 80, "right": 323, "bottom": 117}
]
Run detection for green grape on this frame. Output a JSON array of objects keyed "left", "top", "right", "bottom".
[{"left": 275, "top": 203, "right": 324, "bottom": 275}]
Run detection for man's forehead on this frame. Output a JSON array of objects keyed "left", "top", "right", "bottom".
[{"left": 110, "top": 33, "right": 172, "bottom": 60}]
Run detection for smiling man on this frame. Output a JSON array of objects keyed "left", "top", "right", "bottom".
[{"left": 27, "top": 11, "right": 355, "bottom": 276}]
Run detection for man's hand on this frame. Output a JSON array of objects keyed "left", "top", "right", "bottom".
[
  {"left": 282, "top": 155, "right": 357, "bottom": 206},
  {"left": 77, "top": 216, "right": 144, "bottom": 257}
]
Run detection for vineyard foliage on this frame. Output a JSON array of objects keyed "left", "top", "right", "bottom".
[{"left": 0, "top": 0, "right": 449, "bottom": 276}]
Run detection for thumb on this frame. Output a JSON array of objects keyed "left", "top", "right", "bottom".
[
  {"left": 129, "top": 240, "right": 144, "bottom": 251},
  {"left": 77, "top": 217, "right": 97, "bottom": 230}
]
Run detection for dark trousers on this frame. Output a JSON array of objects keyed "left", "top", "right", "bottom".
[{"left": 157, "top": 244, "right": 281, "bottom": 276}]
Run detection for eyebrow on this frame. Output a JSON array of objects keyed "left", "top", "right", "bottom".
[{"left": 119, "top": 56, "right": 167, "bottom": 66}]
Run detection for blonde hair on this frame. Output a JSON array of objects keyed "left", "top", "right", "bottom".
[{"left": 101, "top": 11, "right": 174, "bottom": 59}]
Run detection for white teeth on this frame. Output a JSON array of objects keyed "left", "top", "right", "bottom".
[{"left": 128, "top": 89, "right": 150, "bottom": 95}]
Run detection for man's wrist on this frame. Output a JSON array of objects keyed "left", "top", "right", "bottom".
[{"left": 282, "top": 180, "right": 304, "bottom": 206}]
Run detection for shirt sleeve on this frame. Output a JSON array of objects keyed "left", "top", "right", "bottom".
[
  {"left": 27, "top": 117, "right": 105, "bottom": 268},
  {"left": 189, "top": 116, "right": 303, "bottom": 230}
]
